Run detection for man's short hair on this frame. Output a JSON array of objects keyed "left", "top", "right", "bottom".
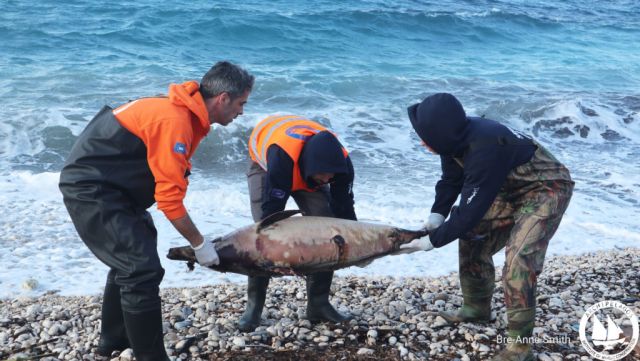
[{"left": 200, "top": 61, "right": 254, "bottom": 100}]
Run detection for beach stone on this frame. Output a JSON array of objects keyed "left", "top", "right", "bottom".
[
  {"left": 26, "top": 304, "right": 43, "bottom": 316},
  {"left": 582, "top": 295, "right": 595, "bottom": 304},
  {"left": 373, "top": 312, "right": 388, "bottom": 321},
  {"left": 47, "top": 324, "right": 62, "bottom": 336},
  {"left": 549, "top": 298, "right": 563, "bottom": 308},
  {"left": 195, "top": 308, "right": 207, "bottom": 320},
  {"left": 399, "top": 346, "right": 409, "bottom": 357},
  {"left": 321, "top": 329, "right": 334, "bottom": 337},
  {"left": 388, "top": 336, "right": 397, "bottom": 346},
  {"left": 357, "top": 347, "right": 375, "bottom": 355},
  {"left": 434, "top": 293, "right": 449, "bottom": 301},
  {"left": 476, "top": 344, "right": 490, "bottom": 352},
  {"left": 402, "top": 289, "right": 413, "bottom": 299},
  {"left": 417, "top": 321, "right": 430, "bottom": 331},
  {"left": 119, "top": 348, "right": 134, "bottom": 360},
  {"left": 16, "top": 333, "right": 31, "bottom": 342},
  {"left": 165, "top": 332, "right": 179, "bottom": 342},
  {"left": 538, "top": 353, "right": 553, "bottom": 361},
  {"left": 232, "top": 336, "right": 246, "bottom": 347},
  {"left": 433, "top": 316, "right": 448, "bottom": 327},
  {"left": 175, "top": 339, "right": 187, "bottom": 350},
  {"left": 174, "top": 320, "right": 192, "bottom": 330}
]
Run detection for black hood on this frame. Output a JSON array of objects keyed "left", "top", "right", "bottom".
[
  {"left": 299, "top": 131, "right": 348, "bottom": 185},
  {"left": 408, "top": 93, "right": 469, "bottom": 156}
]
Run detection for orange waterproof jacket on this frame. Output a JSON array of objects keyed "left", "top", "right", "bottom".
[
  {"left": 249, "top": 115, "right": 347, "bottom": 192},
  {"left": 113, "top": 81, "right": 210, "bottom": 220}
]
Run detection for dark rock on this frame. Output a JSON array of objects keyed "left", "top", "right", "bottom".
[
  {"left": 532, "top": 117, "right": 573, "bottom": 136},
  {"left": 600, "top": 129, "right": 626, "bottom": 141},
  {"left": 552, "top": 127, "right": 574, "bottom": 138},
  {"left": 579, "top": 105, "right": 598, "bottom": 117},
  {"left": 573, "top": 125, "right": 590, "bottom": 138},
  {"left": 623, "top": 114, "right": 635, "bottom": 124},
  {"left": 622, "top": 95, "right": 640, "bottom": 111}
]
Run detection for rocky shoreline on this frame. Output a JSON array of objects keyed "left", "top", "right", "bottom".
[{"left": 1, "top": 248, "right": 639, "bottom": 361}]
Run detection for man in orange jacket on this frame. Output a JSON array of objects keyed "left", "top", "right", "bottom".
[
  {"left": 238, "top": 115, "right": 356, "bottom": 332},
  {"left": 59, "top": 61, "right": 253, "bottom": 360}
]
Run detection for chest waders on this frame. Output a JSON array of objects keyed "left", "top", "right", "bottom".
[
  {"left": 59, "top": 106, "right": 169, "bottom": 360},
  {"left": 440, "top": 141, "right": 573, "bottom": 361}
]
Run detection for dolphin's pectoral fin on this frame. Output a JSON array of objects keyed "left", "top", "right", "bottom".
[
  {"left": 331, "top": 235, "right": 348, "bottom": 262},
  {"left": 257, "top": 210, "right": 304, "bottom": 232}
]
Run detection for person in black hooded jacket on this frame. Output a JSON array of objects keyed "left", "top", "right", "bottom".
[
  {"left": 239, "top": 115, "right": 356, "bottom": 332},
  {"left": 401, "top": 93, "right": 573, "bottom": 361}
]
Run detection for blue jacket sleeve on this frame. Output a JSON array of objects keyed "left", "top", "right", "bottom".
[
  {"left": 262, "top": 145, "right": 294, "bottom": 219},
  {"left": 329, "top": 156, "right": 357, "bottom": 220},
  {"left": 431, "top": 155, "right": 464, "bottom": 216},
  {"left": 428, "top": 147, "right": 511, "bottom": 248}
]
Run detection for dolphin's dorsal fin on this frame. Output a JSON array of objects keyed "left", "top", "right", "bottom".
[{"left": 257, "top": 210, "right": 303, "bottom": 232}]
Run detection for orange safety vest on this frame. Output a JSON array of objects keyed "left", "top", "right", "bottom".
[{"left": 249, "top": 115, "right": 348, "bottom": 192}]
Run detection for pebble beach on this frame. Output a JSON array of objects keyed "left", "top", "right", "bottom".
[{"left": 1, "top": 248, "right": 638, "bottom": 361}]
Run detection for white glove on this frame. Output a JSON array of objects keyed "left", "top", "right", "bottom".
[
  {"left": 192, "top": 240, "right": 220, "bottom": 266},
  {"left": 399, "top": 235, "right": 435, "bottom": 252},
  {"left": 425, "top": 213, "right": 445, "bottom": 231}
]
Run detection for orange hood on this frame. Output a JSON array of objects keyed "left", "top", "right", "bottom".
[{"left": 168, "top": 81, "right": 211, "bottom": 133}]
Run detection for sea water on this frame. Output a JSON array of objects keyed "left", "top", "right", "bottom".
[{"left": 1, "top": 0, "right": 638, "bottom": 297}]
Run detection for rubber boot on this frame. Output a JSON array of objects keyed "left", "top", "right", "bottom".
[
  {"left": 490, "top": 307, "right": 536, "bottom": 361},
  {"left": 439, "top": 277, "right": 493, "bottom": 324},
  {"left": 306, "top": 271, "right": 353, "bottom": 323},
  {"left": 96, "top": 282, "right": 129, "bottom": 356},
  {"left": 122, "top": 308, "right": 169, "bottom": 361},
  {"left": 238, "top": 276, "right": 270, "bottom": 332},
  {"left": 438, "top": 295, "right": 493, "bottom": 324}
]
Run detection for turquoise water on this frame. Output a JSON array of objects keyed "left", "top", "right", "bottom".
[{"left": 0, "top": 1, "right": 638, "bottom": 296}]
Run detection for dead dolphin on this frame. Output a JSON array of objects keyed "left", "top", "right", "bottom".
[{"left": 166, "top": 210, "right": 428, "bottom": 277}]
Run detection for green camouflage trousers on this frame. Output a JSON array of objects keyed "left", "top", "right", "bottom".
[{"left": 458, "top": 143, "right": 574, "bottom": 337}]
